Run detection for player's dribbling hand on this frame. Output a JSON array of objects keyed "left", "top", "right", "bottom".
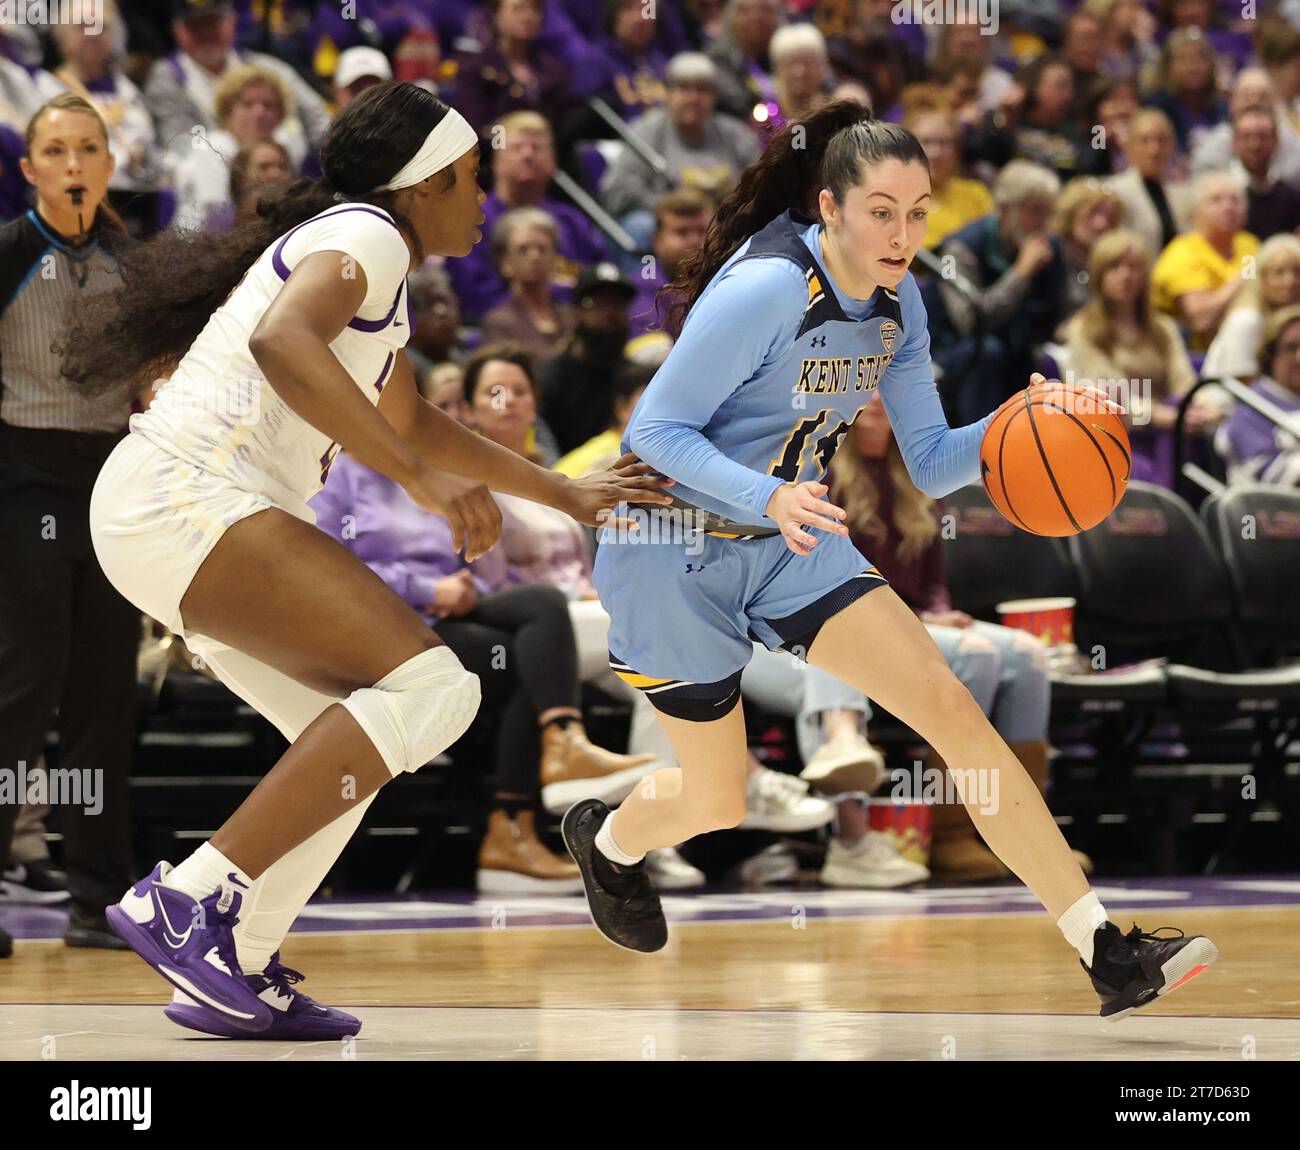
[
  {"left": 405, "top": 465, "right": 502, "bottom": 561},
  {"left": 562, "top": 451, "right": 676, "bottom": 529},
  {"left": 765, "top": 481, "right": 849, "bottom": 556},
  {"left": 1028, "top": 372, "right": 1127, "bottom": 417}
]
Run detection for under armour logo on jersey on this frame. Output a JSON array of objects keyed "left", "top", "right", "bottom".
[
  {"left": 810, "top": 335, "right": 827, "bottom": 349},
  {"left": 684, "top": 564, "right": 707, "bottom": 574}
]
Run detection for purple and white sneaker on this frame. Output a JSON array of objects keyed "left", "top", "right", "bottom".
[
  {"left": 105, "top": 862, "right": 272, "bottom": 1033},
  {"left": 164, "top": 952, "right": 362, "bottom": 1040}
]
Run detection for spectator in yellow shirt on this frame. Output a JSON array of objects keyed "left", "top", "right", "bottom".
[
  {"left": 553, "top": 363, "right": 651, "bottom": 478},
  {"left": 903, "top": 94, "right": 993, "bottom": 250},
  {"left": 1151, "top": 171, "right": 1261, "bottom": 350}
]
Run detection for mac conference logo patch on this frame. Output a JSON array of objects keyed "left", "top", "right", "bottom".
[{"left": 879, "top": 320, "right": 899, "bottom": 352}]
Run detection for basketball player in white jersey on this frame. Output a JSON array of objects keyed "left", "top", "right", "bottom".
[{"left": 65, "top": 82, "right": 674, "bottom": 1038}]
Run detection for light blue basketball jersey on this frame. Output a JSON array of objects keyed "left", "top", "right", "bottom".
[{"left": 622, "top": 209, "right": 995, "bottom": 528}]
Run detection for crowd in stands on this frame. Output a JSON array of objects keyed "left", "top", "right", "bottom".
[{"left": 2, "top": 0, "right": 1299, "bottom": 921}]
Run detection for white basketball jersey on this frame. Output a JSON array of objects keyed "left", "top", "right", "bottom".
[{"left": 130, "top": 203, "right": 413, "bottom": 522}]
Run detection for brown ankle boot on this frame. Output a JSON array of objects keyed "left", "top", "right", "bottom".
[
  {"left": 539, "top": 721, "right": 658, "bottom": 813},
  {"left": 476, "top": 808, "right": 584, "bottom": 893},
  {"left": 925, "top": 748, "right": 1012, "bottom": 882},
  {"left": 1008, "top": 739, "right": 1094, "bottom": 875}
]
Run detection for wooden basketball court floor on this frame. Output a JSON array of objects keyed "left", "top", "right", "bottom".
[{"left": 3, "top": 878, "right": 1299, "bottom": 1060}]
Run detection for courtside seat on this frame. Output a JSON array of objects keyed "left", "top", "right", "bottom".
[
  {"left": 1164, "top": 663, "right": 1300, "bottom": 704},
  {"left": 940, "top": 482, "right": 1079, "bottom": 619},
  {"left": 1067, "top": 484, "right": 1300, "bottom": 826},
  {"left": 940, "top": 482, "right": 1167, "bottom": 707},
  {"left": 1199, "top": 484, "right": 1300, "bottom": 665},
  {"left": 1049, "top": 662, "right": 1169, "bottom": 705},
  {"left": 1066, "top": 481, "right": 1241, "bottom": 667}
]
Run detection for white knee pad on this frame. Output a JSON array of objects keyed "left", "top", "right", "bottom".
[{"left": 341, "top": 646, "right": 481, "bottom": 777}]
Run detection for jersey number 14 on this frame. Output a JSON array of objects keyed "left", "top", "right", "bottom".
[{"left": 769, "top": 409, "right": 852, "bottom": 484}]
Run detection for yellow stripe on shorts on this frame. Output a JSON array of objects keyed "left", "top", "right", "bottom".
[{"left": 613, "top": 669, "right": 677, "bottom": 690}]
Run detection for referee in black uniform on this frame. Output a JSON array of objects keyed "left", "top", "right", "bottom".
[{"left": 0, "top": 94, "right": 139, "bottom": 956}]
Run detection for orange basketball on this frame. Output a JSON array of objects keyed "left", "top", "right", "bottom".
[{"left": 980, "top": 381, "right": 1131, "bottom": 536}]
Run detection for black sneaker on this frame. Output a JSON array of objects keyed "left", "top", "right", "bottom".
[
  {"left": 561, "top": 799, "right": 668, "bottom": 954},
  {"left": 0, "top": 924, "right": 12, "bottom": 959},
  {"left": 1, "top": 860, "right": 70, "bottom": 905},
  {"left": 1083, "top": 922, "right": 1218, "bottom": 1021},
  {"left": 65, "top": 909, "right": 131, "bottom": 951}
]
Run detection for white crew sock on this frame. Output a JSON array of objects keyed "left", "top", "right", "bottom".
[
  {"left": 595, "top": 813, "right": 644, "bottom": 866},
  {"left": 231, "top": 794, "right": 378, "bottom": 975},
  {"left": 1058, "top": 891, "right": 1110, "bottom": 966},
  {"left": 164, "top": 842, "right": 254, "bottom": 903}
]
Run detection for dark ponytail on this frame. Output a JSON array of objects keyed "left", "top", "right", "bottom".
[
  {"left": 665, "top": 100, "right": 929, "bottom": 332},
  {"left": 61, "top": 82, "right": 455, "bottom": 398}
]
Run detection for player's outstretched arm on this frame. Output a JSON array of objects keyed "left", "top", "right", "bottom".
[{"left": 383, "top": 351, "right": 675, "bottom": 529}]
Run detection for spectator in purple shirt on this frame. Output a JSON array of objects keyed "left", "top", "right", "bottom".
[
  {"left": 1145, "top": 28, "right": 1229, "bottom": 158},
  {"left": 1154, "top": 0, "right": 1255, "bottom": 74},
  {"left": 309, "top": 449, "right": 659, "bottom": 893},
  {"left": 308, "top": 0, "right": 433, "bottom": 55},
  {"left": 1220, "top": 305, "right": 1300, "bottom": 486},
  {"left": 446, "top": 110, "right": 606, "bottom": 320},
  {"left": 572, "top": 0, "right": 670, "bottom": 121},
  {"left": 449, "top": 0, "right": 572, "bottom": 141},
  {"left": 0, "top": 124, "right": 28, "bottom": 222},
  {"left": 233, "top": 1, "right": 316, "bottom": 75},
  {"left": 555, "top": 0, "right": 689, "bottom": 58}
]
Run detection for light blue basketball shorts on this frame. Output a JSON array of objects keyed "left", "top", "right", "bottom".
[{"left": 593, "top": 516, "right": 887, "bottom": 720}]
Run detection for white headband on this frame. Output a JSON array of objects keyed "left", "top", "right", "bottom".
[{"left": 381, "top": 107, "right": 478, "bottom": 191}]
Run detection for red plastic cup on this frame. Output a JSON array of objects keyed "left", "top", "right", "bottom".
[
  {"left": 867, "top": 798, "right": 932, "bottom": 866},
  {"left": 995, "top": 596, "right": 1077, "bottom": 648}
]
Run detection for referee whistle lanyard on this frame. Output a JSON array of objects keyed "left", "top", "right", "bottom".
[{"left": 69, "top": 187, "right": 90, "bottom": 287}]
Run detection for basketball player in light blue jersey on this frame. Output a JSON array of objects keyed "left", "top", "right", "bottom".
[{"left": 563, "top": 103, "right": 1218, "bottom": 1020}]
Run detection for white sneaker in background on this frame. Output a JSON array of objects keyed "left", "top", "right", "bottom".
[
  {"left": 0, "top": 861, "right": 70, "bottom": 905},
  {"left": 740, "top": 766, "right": 835, "bottom": 832},
  {"left": 800, "top": 731, "right": 886, "bottom": 795},
  {"left": 734, "top": 843, "right": 799, "bottom": 888},
  {"left": 644, "top": 847, "right": 706, "bottom": 890},
  {"left": 819, "top": 831, "right": 930, "bottom": 889}
]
